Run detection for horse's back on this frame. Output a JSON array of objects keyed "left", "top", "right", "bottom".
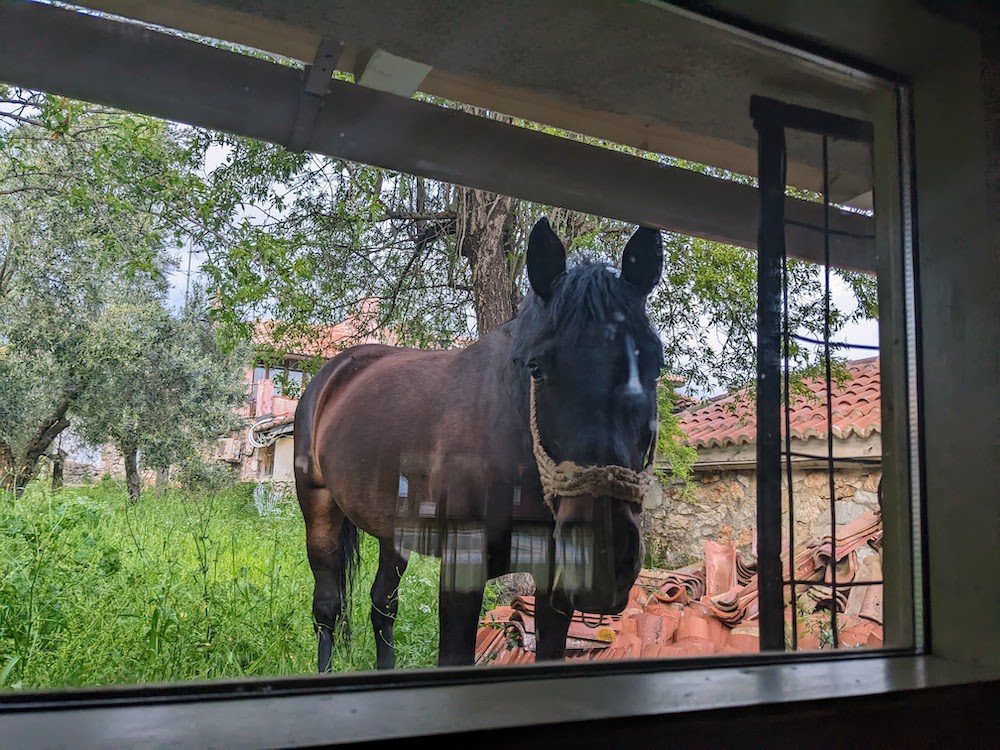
[
  {"left": 296, "top": 329, "right": 526, "bottom": 547},
  {"left": 293, "top": 344, "right": 402, "bottom": 489}
]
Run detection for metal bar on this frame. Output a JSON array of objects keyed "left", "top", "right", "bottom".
[
  {"left": 286, "top": 36, "right": 340, "bottom": 153},
  {"left": 750, "top": 96, "right": 875, "bottom": 143},
  {"left": 822, "top": 136, "right": 840, "bottom": 649},
  {"left": 784, "top": 218, "right": 875, "bottom": 241},
  {"left": 784, "top": 451, "right": 882, "bottom": 466},
  {"left": 898, "top": 84, "right": 926, "bottom": 653},
  {"left": 0, "top": 1, "right": 876, "bottom": 271},
  {"left": 783, "top": 216, "right": 798, "bottom": 651},
  {"left": 788, "top": 580, "right": 885, "bottom": 588},
  {"left": 750, "top": 102, "right": 787, "bottom": 653},
  {"left": 791, "top": 334, "right": 880, "bottom": 350}
]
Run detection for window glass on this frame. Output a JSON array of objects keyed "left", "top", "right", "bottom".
[{"left": 0, "top": 1, "right": 911, "bottom": 692}]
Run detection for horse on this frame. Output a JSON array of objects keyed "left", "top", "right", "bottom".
[{"left": 294, "top": 217, "right": 664, "bottom": 670}]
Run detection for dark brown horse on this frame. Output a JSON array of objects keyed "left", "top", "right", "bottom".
[{"left": 295, "top": 217, "right": 664, "bottom": 669}]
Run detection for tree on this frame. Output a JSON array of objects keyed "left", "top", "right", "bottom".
[
  {"left": 1, "top": 84, "right": 877, "bottom": 491},
  {"left": 187, "top": 114, "right": 877, "bottom": 395},
  {"left": 0, "top": 87, "right": 225, "bottom": 492},
  {"left": 73, "top": 290, "right": 246, "bottom": 502}
]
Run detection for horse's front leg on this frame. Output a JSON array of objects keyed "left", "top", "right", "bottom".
[
  {"left": 437, "top": 583, "right": 485, "bottom": 667},
  {"left": 535, "top": 590, "right": 572, "bottom": 662},
  {"left": 436, "top": 518, "right": 489, "bottom": 666}
]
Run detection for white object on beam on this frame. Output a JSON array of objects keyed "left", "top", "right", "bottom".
[
  {"left": 845, "top": 190, "right": 874, "bottom": 212},
  {"left": 356, "top": 49, "right": 432, "bottom": 98}
]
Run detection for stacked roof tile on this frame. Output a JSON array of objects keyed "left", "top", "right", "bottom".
[
  {"left": 476, "top": 510, "right": 884, "bottom": 665},
  {"left": 679, "top": 357, "right": 881, "bottom": 449}
]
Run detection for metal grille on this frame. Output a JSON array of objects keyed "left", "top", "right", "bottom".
[{"left": 751, "top": 96, "right": 882, "bottom": 652}]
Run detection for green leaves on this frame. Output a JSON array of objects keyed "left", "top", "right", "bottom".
[
  {"left": 0, "top": 483, "right": 448, "bottom": 687},
  {"left": 0, "top": 91, "right": 247, "bottom": 491}
]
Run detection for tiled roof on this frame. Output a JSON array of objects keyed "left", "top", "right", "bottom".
[
  {"left": 251, "top": 320, "right": 373, "bottom": 359},
  {"left": 252, "top": 300, "right": 392, "bottom": 360},
  {"left": 679, "top": 357, "right": 881, "bottom": 449},
  {"left": 476, "top": 510, "right": 884, "bottom": 665}
]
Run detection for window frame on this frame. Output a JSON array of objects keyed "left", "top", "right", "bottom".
[
  {"left": 0, "top": 654, "right": 995, "bottom": 746},
  {"left": 4, "top": 0, "right": 996, "bottom": 744}
]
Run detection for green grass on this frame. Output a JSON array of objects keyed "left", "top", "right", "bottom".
[{"left": 0, "top": 481, "right": 459, "bottom": 690}]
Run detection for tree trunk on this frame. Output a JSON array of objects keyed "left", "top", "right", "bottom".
[
  {"left": 0, "top": 400, "right": 72, "bottom": 495},
  {"left": 458, "top": 186, "right": 517, "bottom": 336},
  {"left": 122, "top": 437, "right": 141, "bottom": 503},
  {"left": 51, "top": 449, "right": 66, "bottom": 491},
  {"left": 0, "top": 444, "right": 21, "bottom": 494},
  {"left": 453, "top": 107, "right": 520, "bottom": 337},
  {"left": 155, "top": 467, "right": 169, "bottom": 493}
]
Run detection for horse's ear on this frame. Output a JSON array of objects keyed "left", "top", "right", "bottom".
[
  {"left": 620, "top": 225, "right": 663, "bottom": 297},
  {"left": 526, "top": 216, "right": 566, "bottom": 301}
]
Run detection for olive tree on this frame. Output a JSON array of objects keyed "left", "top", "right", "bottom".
[{"left": 73, "top": 291, "right": 246, "bottom": 502}]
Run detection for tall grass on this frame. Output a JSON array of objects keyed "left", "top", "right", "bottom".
[{"left": 0, "top": 481, "right": 454, "bottom": 690}]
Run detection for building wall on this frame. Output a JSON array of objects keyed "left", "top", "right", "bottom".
[
  {"left": 272, "top": 437, "right": 295, "bottom": 484},
  {"left": 644, "top": 466, "right": 882, "bottom": 569},
  {"left": 63, "top": 460, "right": 102, "bottom": 485}
]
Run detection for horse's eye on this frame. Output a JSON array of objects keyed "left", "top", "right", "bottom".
[{"left": 527, "top": 359, "right": 544, "bottom": 380}]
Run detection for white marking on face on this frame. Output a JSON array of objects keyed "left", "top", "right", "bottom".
[{"left": 624, "top": 334, "right": 642, "bottom": 397}]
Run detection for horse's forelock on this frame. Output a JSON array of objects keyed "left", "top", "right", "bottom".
[{"left": 513, "top": 260, "right": 662, "bottom": 363}]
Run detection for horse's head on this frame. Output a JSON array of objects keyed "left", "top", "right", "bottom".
[{"left": 514, "top": 217, "right": 664, "bottom": 614}]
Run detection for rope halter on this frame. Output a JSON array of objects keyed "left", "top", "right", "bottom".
[{"left": 529, "top": 378, "right": 657, "bottom": 510}]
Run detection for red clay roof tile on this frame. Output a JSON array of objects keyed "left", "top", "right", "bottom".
[
  {"left": 679, "top": 357, "right": 881, "bottom": 448},
  {"left": 476, "top": 511, "right": 885, "bottom": 665}
]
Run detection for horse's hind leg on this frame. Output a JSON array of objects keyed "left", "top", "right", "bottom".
[
  {"left": 299, "top": 486, "right": 353, "bottom": 673},
  {"left": 370, "top": 539, "right": 409, "bottom": 670}
]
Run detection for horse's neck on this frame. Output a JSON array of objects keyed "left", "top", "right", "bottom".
[{"left": 458, "top": 320, "right": 531, "bottom": 456}]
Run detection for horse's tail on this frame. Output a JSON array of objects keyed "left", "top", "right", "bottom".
[{"left": 338, "top": 516, "right": 361, "bottom": 613}]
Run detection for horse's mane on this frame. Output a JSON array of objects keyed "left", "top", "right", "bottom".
[
  {"left": 503, "top": 259, "right": 664, "bottom": 459},
  {"left": 511, "top": 259, "right": 663, "bottom": 362}
]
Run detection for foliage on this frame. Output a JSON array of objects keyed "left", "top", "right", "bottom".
[
  {"left": 655, "top": 378, "right": 698, "bottom": 486},
  {"left": 3, "top": 84, "right": 878, "bottom": 397},
  {"left": 173, "top": 456, "right": 241, "bottom": 495},
  {"left": 184, "top": 123, "right": 877, "bottom": 393},
  {"left": 72, "top": 290, "right": 248, "bottom": 501},
  {"left": 0, "top": 87, "right": 204, "bottom": 274},
  {"left": 0, "top": 483, "right": 459, "bottom": 689},
  {"left": 0, "top": 89, "right": 246, "bottom": 492}
]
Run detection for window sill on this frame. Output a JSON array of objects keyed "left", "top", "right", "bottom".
[{"left": 2, "top": 654, "right": 998, "bottom": 748}]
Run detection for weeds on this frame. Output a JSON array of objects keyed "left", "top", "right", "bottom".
[{"left": 0, "top": 482, "right": 450, "bottom": 690}]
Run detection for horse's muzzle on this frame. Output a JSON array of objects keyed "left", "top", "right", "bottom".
[{"left": 552, "top": 499, "right": 642, "bottom": 615}]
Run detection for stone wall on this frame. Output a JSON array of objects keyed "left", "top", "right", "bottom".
[
  {"left": 63, "top": 460, "right": 102, "bottom": 485},
  {"left": 643, "top": 466, "right": 882, "bottom": 568},
  {"left": 100, "top": 444, "right": 159, "bottom": 486}
]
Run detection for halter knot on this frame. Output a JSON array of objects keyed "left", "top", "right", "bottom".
[{"left": 529, "top": 379, "right": 656, "bottom": 510}]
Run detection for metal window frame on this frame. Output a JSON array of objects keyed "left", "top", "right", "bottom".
[{"left": 750, "top": 92, "right": 921, "bottom": 653}]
